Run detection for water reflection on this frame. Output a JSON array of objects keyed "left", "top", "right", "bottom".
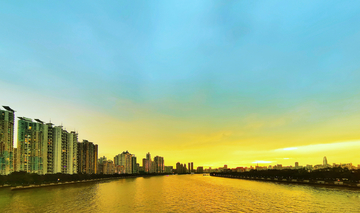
[{"left": 1, "top": 175, "right": 360, "bottom": 212}]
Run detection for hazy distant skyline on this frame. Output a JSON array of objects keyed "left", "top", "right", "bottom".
[{"left": 1, "top": 1, "right": 360, "bottom": 168}]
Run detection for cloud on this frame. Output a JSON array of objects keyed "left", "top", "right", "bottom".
[{"left": 274, "top": 140, "right": 360, "bottom": 153}]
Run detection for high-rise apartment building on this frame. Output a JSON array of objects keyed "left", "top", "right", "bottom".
[
  {"left": 131, "top": 155, "right": 138, "bottom": 174},
  {"left": 70, "top": 131, "right": 78, "bottom": 174},
  {"left": 59, "top": 130, "right": 77, "bottom": 174},
  {"left": 154, "top": 156, "right": 164, "bottom": 173},
  {"left": 191, "top": 162, "right": 193, "bottom": 172},
  {"left": 77, "top": 140, "right": 98, "bottom": 174},
  {"left": 52, "top": 126, "right": 62, "bottom": 173},
  {"left": 114, "top": 151, "right": 132, "bottom": 174},
  {"left": 0, "top": 106, "right": 14, "bottom": 175},
  {"left": 146, "top": 152, "right": 151, "bottom": 173},
  {"left": 143, "top": 158, "right": 149, "bottom": 173},
  {"left": 18, "top": 117, "right": 48, "bottom": 174}
]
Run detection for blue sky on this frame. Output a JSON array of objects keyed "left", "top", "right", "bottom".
[{"left": 1, "top": 1, "right": 360, "bottom": 167}]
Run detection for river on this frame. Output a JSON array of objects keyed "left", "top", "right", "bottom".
[{"left": 1, "top": 174, "right": 360, "bottom": 212}]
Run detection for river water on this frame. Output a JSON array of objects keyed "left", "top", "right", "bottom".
[{"left": 1, "top": 174, "right": 360, "bottom": 212}]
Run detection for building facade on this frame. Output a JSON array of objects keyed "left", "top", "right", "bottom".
[
  {"left": 18, "top": 117, "right": 47, "bottom": 174},
  {"left": 77, "top": 140, "right": 98, "bottom": 174},
  {"left": 154, "top": 156, "right": 164, "bottom": 173},
  {"left": 114, "top": 151, "right": 132, "bottom": 174},
  {"left": 0, "top": 106, "right": 15, "bottom": 175}
]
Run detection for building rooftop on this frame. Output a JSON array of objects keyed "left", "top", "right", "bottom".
[{"left": 2, "top": 106, "right": 15, "bottom": 112}]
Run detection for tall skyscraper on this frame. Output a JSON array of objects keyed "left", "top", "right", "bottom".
[
  {"left": 323, "top": 156, "right": 328, "bottom": 166},
  {"left": 77, "top": 140, "right": 98, "bottom": 174},
  {"left": 188, "top": 163, "right": 190, "bottom": 173},
  {"left": 146, "top": 152, "right": 151, "bottom": 173},
  {"left": 0, "top": 106, "right": 14, "bottom": 175},
  {"left": 191, "top": 162, "right": 194, "bottom": 172}
]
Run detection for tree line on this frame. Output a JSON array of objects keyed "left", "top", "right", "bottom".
[
  {"left": 218, "top": 167, "right": 360, "bottom": 182},
  {"left": 0, "top": 171, "right": 171, "bottom": 186}
]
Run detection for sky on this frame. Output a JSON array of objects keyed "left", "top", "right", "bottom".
[{"left": 1, "top": 1, "right": 360, "bottom": 168}]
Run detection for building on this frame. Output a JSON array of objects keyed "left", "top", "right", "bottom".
[
  {"left": 52, "top": 126, "right": 62, "bottom": 173},
  {"left": 196, "top": 166, "right": 203, "bottom": 173},
  {"left": 143, "top": 158, "right": 149, "bottom": 173},
  {"left": 150, "top": 160, "right": 156, "bottom": 173},
  {"left": 98, "top": 157, "right": 115, "bottom": 175},
  {"left": 146, "top": 152, "right": 151, "bottom": 173},
  {"left": 70, "top": 131, "right": 78, "bottom": 174},
  {"left": 154, "top": 156, "right": 164, "bottom": 173},
  {"left": 131, "top": 155, "right": 138, "bottom": 174},
  {"left": 191, "top": 162, "right": 194, "bottom": 172},
  {"left": 114, "top": 151, "right": 132, "bottom": 174},
  {"left": 176, "top": 162, "right": 187, "bottom": 174},
  {"left": 77, "top": 140, "right": 98, "bottom": 174},
  {"left": 13, "top": 148, "right": 18, "bottom": 172},
  {"left": 188, "top": 163, "right": 190, "bottom": 173},
  {"left": 18, "top": 117, "right": 47, "bottom": 174},
  {"left": 0, "top": 106, "right": 15, "bottom": 175},
  {"left": 323, "top": 156, "right": 328, "bottom": 166},
  {"left": 295, "top": 162, "right": 299, "bottom": 168},
  {"left": 164, "top": 166, "right": 173, "bottom": 173}
]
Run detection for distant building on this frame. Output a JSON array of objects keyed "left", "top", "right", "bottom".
[
  {"left": 98, "top": 157, "right": 115, "bottom": 175},
  {"left": 132, "top": 155, "right": 138, "bottom": 174},
  {"left": 175, "top": 162, "right": 188, "bottom": 174},
  {"left": 114, "top": 151, "right": 132, "bottom": 174},
  {"left": 196, "top": 166, "right": 203, "bottom": 173},
  {"left": 143, "top": 158, "right": 149, "bottom": 173},
  {"left": 323, "top": 156, "right": 328, "bottom": 166},
  {"left": 77, "top": 140, "right": 98, "bottom": 174},
  {"left": 164, "top": 166, "right": 173, "bottom": 173},
  {"left": 0, "top": 106, "right": 15, "bottom": 175},
  {"left": 188, "top": 163, "right": 191, "bottom": 173},
  {"left": 150, "top": 161, "right": 156, "bottom": 173},
  {"left": 176, "top": 162, "right": 181, "bottom": 173},
  {"left": 146, "top": 152, "right": 151, "bottom": 173},
  {"left": 191, "top": 162, "right": 194, "bottom": 172},
  {"left": 154, "top": 156, "right": 164, "bottom": 173},
  {"left": 295, "top": 162, "right": 299, "bottom": 168}
]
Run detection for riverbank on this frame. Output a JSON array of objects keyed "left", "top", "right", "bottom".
[
  {"left": 1, "top": 173, "right": 172, "bottom": 191},
  {"left": 211, "top": 173, "right": 360, "bottom": 189}
]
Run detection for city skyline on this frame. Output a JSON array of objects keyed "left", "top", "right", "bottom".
[
  {"left": 1, "top": 1, "right": 360, "bottom": 168},
  {"left": 1, "top": 105, "right": 359, "bottom": 171}
]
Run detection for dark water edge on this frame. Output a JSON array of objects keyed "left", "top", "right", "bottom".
[{"left": 211, "top": 173, "right": 360, "bottom": 189}]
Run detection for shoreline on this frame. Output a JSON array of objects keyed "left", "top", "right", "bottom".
[
  {"left": 211, "top": 173, "right": 360, "bottom": 189},
  {"left": 4, "top": 174, "right": 172, "bottom": 191}
]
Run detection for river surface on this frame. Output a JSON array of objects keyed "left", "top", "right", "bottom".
[{"left": 1, "top": 174, "right": 360, "bottom": 212}]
